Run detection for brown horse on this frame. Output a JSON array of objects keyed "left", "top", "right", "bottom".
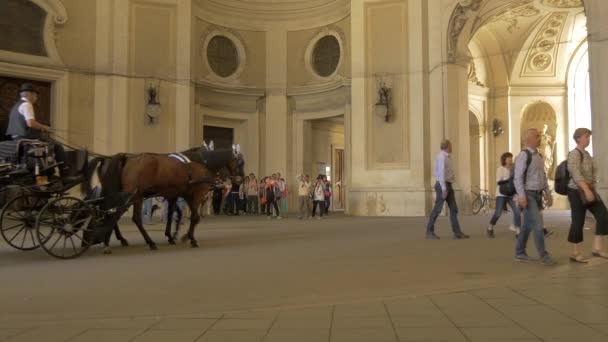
[{"left": 85, "top": 145, "right": 244, "bottom": 250}]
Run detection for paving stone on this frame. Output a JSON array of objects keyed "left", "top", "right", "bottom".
[
  {"left": 68, "top": 329, "right": 143, "bottom": 342},
  {"left": 132, "top": 329, "right": 206, "bottom": 342}
]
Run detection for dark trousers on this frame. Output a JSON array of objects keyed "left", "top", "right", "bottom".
[
  {"left": 212, "top": 191, "right": 222, "bottom": 215},
  {"left": 426, "top": 182, "right": 462, "bottom": 234},
  {"left": 226, "top": 192, "right": 240, "bottom": 215},
  {"left": 266, "top": 197, "right": 279, "bottom": 216},
  {"left": 312, "top": 200, "right": 325, "bottom": 217},
  {"left": 567, "top": 189, "right": 608, "bottom": 243}
]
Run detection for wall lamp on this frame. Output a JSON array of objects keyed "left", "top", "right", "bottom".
[
  {"left": 492, "top": 119, "right": 504, "bottom": 137},
  {"left": 374, "top": 82, "right": 392, "bottom": 122}
]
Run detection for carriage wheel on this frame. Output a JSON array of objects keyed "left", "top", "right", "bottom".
[
  {"left": 471, "top": 197, "right": 483, "bottom": 215},
  {"left": 0, "top": 195, "right": 47, "bottom": 251},
  {"left": 36, "top": 196, "right": 95, "bottom": 259}
]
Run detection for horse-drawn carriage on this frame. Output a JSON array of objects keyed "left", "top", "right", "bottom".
[
  {"left": 0, "top": 139, "right": 131, "bottom": 259},
  {"left": 0, "top": 138, "right": 245, "bottom": 259}
]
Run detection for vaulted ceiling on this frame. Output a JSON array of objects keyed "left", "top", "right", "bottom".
[{"left": 467, "top": 0, "right": 585, "bottom": 87}]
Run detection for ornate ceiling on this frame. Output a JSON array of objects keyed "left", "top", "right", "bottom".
[
  {"left": 194, "top": 0, "right": 350, "bottom": 30},
  {"left": 464, "top": 0, "right": 584, "bottom": 86}
]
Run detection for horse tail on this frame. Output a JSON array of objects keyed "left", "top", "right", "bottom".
[{"left": 82, "top": 156, "right": 104, "bottom": 195}]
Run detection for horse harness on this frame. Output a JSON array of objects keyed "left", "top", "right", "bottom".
[{"left": 168, "top": 152, "right": 194, "bottom": 182}]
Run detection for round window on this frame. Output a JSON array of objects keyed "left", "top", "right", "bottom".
[
  {"left": 312, "top": 35, "right": 341, "bottom": 77},
  {"left": 206, "top": 35, "right": 239, "bottom": 78}
]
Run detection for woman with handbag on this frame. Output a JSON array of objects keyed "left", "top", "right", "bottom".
[
  {"left": 487, "top": 152, "right": 521, "bottom": 238},
  {"left": 567, "top": 128, "right": 608, "bottom": 263}
]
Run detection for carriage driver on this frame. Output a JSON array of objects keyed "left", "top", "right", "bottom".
[{"left": 6, "top": 83, "right": 76, "bottom": 180}]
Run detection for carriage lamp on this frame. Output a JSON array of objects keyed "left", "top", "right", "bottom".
[{"left": 374, "top": 82, "right": 392, "bottom": 122}]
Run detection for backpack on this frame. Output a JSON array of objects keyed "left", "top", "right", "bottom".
[
  {"left": 554, "top": 149, "right": 584, "bottom": 195},
  {"left": 273, "top": 184, "right": 282, "bottom": 198},
  {"left": 498, "top": 150, "right": 532, "bottom": 196}
]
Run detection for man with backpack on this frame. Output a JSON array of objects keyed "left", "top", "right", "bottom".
[
  {"left": 560, "top": 128, "right": 608, "bottom": 262},
  {"left": 514, "top": 128, "right": 556, "bottom": 265}
]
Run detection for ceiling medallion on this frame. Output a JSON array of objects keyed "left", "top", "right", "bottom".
[
  {"left": 537, "top": 40, "right": 555, "bottom": 51},
  {"left": 541, "top": 0, "right": 583, "bottom": 8},
  {"left": 532, "top": 54, "right": 552, "bottom": 71}
]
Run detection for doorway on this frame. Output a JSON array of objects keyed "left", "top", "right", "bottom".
[{"left": 203, "top": 125, "right": 234, "bottom": 149}]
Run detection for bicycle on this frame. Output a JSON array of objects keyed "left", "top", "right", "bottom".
[{"left": 471, "top": 189, "right": 495, "bottom": 215}]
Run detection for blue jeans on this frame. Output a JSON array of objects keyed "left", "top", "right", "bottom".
[
  {"left": 142, "top": 198, "right": 153, "bottom": 224},
  {"left": 426, "top": 182, "right": 462, "bottom": 234},
  {"left": 516, "top": 191, "right": 547, "bottom": 257},
  {"left": 490, "top": 196, "right": 521, "bottom": 227}
]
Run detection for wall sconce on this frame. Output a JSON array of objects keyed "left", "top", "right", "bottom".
[
  {"left": 492, "top": 119, "right": 504, "bottom": 137},
  {"left": 145, "top": 82, "right": 161, "bottom": 125},
  {"left": 374, "top": 82, "right": 392, "bottom": 122}
]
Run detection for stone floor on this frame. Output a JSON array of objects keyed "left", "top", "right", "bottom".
[{"left": 1, "top": 211, "right": 607, "bottom": 341}]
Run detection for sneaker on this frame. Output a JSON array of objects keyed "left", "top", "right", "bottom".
[
  {"left": 514, "top": 254, "right": 535, "bottom": 262},
  {"left": 541, "top": 253, "right": 557, "bottom": 266},
  {"left": 316, "top": 216, "right": 322, "bottom": 220},
  {"left": 277, "top": 216, "right": 283, "bottom": 220},
  {"left": 508, "top": 225, "right": 518, "bottom": 233},
  {"left": 426, "top": 232, "right": 440, "bottom": 240},
  {"left": 543, "top": 228, "right": 554, "bottom": 237},
  {"left": 486, "top": 228, "right": 495, "bottom": 238},
  {"left": 453, "top": 232, "right": 470, "bottom": 239}
]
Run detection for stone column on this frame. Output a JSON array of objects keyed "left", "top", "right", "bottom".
[
  {"left": 443, "top": 63, "right": 472, "bottom": 212},
  {"left": 93, "top": 0, "right": 129, "bottom": 154},
  {"left": 175, "top": 0, "right": 195, "bottom": 150},
  {"left": 585, "top": 0, "right": 608, "bottom": 198},
  {"left": 264, "top": 29, "right": 288, "bottom": 176}
]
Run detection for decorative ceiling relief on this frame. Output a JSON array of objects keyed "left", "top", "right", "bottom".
[
  {"left": 521, "top": 12, "right": 568, "bottom": 76},
  {"left": 540, "top": 0, "right": 583, "bottom": 8},
  {"left": 485, "top": 3, "right": 541, "bottom": 33},
  {"left": 472, "top": 0, "right": 535, "bottom": 33},
  {"left": 447, "top": 0, "right": 483, "bottom": 63}
]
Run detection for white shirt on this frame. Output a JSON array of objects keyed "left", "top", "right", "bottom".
[
  {"left": 434, "top": 150, "right": 456, "bottom": 191},
  {"left": 18, "top": 97, "right": 35, "bottom": 121},
  {"left": 495, "top": 166, "right": 511, "bottom": 197}
]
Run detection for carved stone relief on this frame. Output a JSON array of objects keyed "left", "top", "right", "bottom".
[
  {"left": 541, "top": 0, "right": 583, "bottom": 8},
  {"left": 447, "top": 0, "right": 482, "bottom": 63},
  {"left": 486, "top": 3, "right": 541, "bottom": 33},
  {"left": 468, "top": 61, "right": 484, "bottom": 87},
  {"left": 522, "top": 12, "right": 567, "bottom": 75}
]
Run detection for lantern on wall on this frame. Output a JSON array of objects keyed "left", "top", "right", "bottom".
[
  {"left": 374, "top": 82, "right": 392, "bottom": 122},
  {"left": 145, "top": 81, "right": 161, "bottom": 125}
]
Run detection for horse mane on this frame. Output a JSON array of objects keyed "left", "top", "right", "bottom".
[{"left": 181, "top": 148, "right": 235, "bottom": 172}]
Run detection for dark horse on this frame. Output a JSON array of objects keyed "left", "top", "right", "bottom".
[{"left": 84, "top": 145, "right": 244, "bottom": 250}]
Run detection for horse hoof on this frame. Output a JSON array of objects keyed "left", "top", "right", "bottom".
[
  {"left": 103, "top": 248, "right": 113, "bottom": 255},
  {"left": 120, "top": 240, "right": 129, "bottom": 247},
  {"left": 150, "top": 244, "right": 158, "bottom": 250},
  {"left": 168, "top": 239, "right": 176, "bottom": 245},
  {"left": 191, "top": 241, "right": 199, "bottom": 248}
]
